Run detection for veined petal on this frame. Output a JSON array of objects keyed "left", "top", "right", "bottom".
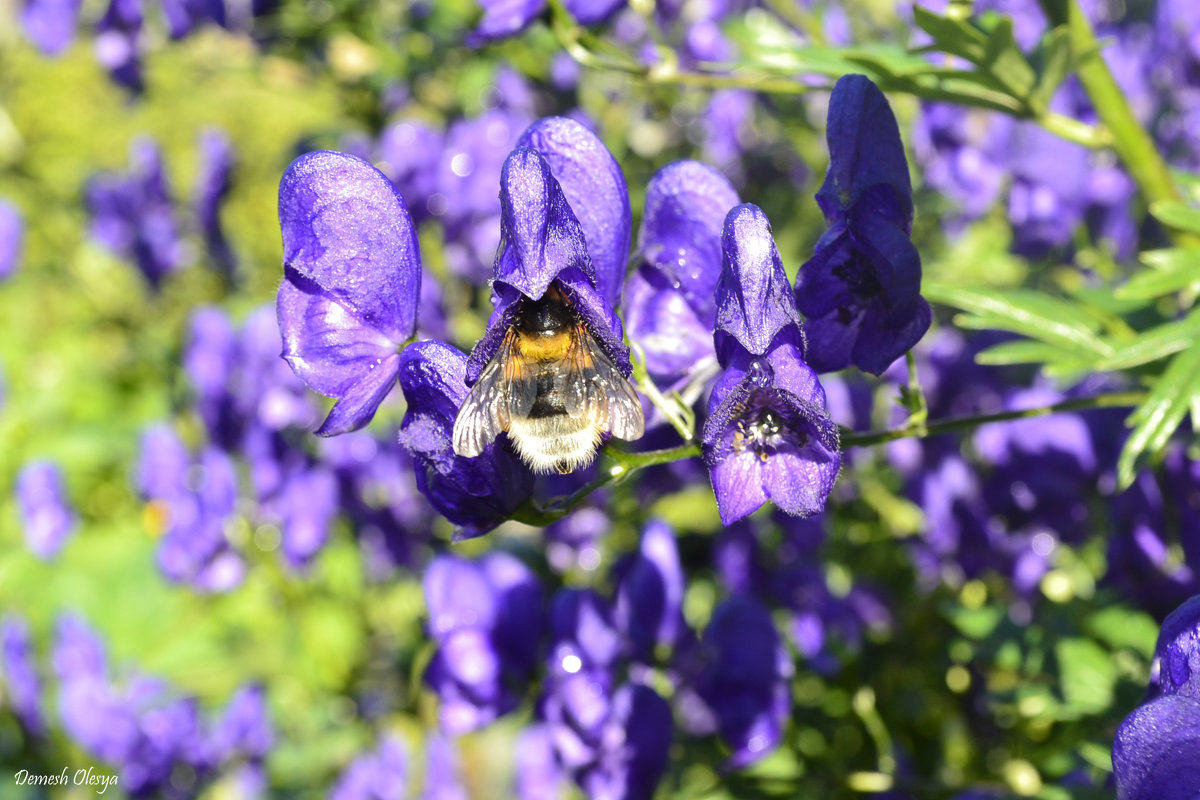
[
  {"left": 636, "top": 160, "right": 739, "bottom": 323},
  {"left": 518, "top": 117, "right": 631, "bottom": 305},
  {"left": 278, "top": 150, "right": 421, "bottom": 346},
  {"left": 714, "top": 204, "right": 803, "bottom": 357},
  {"left": 817, "top": 74, "right": 913, "bottom": 226},
  {"left": 276, "top": 279, "right": 402, "bottom": 436}
]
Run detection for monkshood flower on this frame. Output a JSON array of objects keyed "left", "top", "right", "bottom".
[
  {"left": 398, "top": 341, "right": 534, "bottom": 535},
  {"left": 424, "top": 735, "right": 469, "bottom": 800},
  {"left": 695, "top": 595, "right": 792, "bottom": 768},
  {"left": 468, "top": 0, "right": 624, "bottom": 45},
  {"left": 329, "top": 734, "right": 407, "bottom": 800},
  {"left": 94, "top": 0, "right": 144, "bottom": 92},
  {"left": 16, "top": 460, "right": 76, "bottom": 560},
  {"left": 195, "top": 128, "right": 236, "bottom": 278},
  {"left": 794, "top": 74, "right": 931, "bottom": 375},
  {"left": 0, "top": 199, "right": 22, "bottom": 280},
  {"left": 516, "top": 725, "right": 565, "bottom": 800},
  {"left": 911, "top": 103, "right": 1014, "bottom": 224},
  {"left": 276, "top": 150, "right": 421, "bottom": 437},
  {"left": 1, "top": 615, "right": 46, "bottom": 735},
  {"left": 701, "top": 204, "right": 841, "bottom": 524},
  {"left": 1114, "top": 595, "right": 1200, "bottom": 798},
  {"left": 86, "top": 139, "right": 184, "bottom": 288},
  {"left": 20, "top": 0, "right": 81, "bottom": 56},
  {"left": 454, "top": 122, "right": 643, "bottom": 474},
  {"left": 614, "top": 519, "right": 687, "bottom": 663},
  {"left": 622, "top": 160, "right": 739, "bottom": 394},
  {"left": 542, "top": 589, "right": 673, "bottom": 799},
  {"left": 276, "top": 465, "right": 339, "bottom": 569},
  {"left": 423, "top": 552, "right": 543, "bottom": 733},
  {"left": 377, "top": 118, "right": 443, "bottom": 224},
  {"left": 210, "top": 684, "right": 272, "bottom": 764}
]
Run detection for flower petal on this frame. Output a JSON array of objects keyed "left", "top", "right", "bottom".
[
  {"left": 636, "top": 160, "right": 739, "bottom": 323},
  {"left": 518, "top": 117, "right": 631, "bottom": 305},
  {"left": 1114, "top": 694, "right": 1200, "bottom": 800},
  {"left": 278, "top": 150, "right": 421, "bottom": 346},
  {"left": 817, "top": 74, "right": 913, "bottom": 226},
  {"left": 714, "top": 204, "right": 803, "bottom": 357}
]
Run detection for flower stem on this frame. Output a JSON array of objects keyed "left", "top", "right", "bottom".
[
  {"left": 1037, "top": 0, "right": 1183, "bottom": 210},
  {"left": 840, "top": 390, "right": 1144, "bottom": 447}
]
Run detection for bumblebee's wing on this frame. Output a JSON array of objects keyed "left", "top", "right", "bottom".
[
  {"left": 561, "top": 325, "right": 645, "bottom": 441},
  {"left": 452, "top": 331, "right": 534, "bottom": 458}
]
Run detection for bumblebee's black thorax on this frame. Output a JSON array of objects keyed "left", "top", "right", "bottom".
[{"left": 514, "top": 287, "right": 577, "bottom": 336}]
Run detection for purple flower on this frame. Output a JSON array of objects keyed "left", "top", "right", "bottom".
[
  {"left": 329, "top": 735, "right": 407, "bottom": 800},
  {"left": 424, "top": 735, "right": 469, "bottom": 800},
  {"left": 377, "top": 119, "right": 443, "bottom": 224},
  {"left": 468, "top": 0, "right": 624, "bottom": 44},
  {"left": 86, "top": 139, "right": 184, "bottom": 288},
  {"left": 1, "top": 615, "right": 45, "bottom": 735},
  {"left": 695, "top": 595, "right": 792, "bottom": 768},
  {"left": 423, "top": 553, "right": 543, "bottom": 733},
  {"left": 702, "top": 204, "right": 840, "bottom": 524},
  {"left": 794, "top": 74, "right": 931, "bottom": 375},
  {"left": 615, "top": 519, "right": 687, "bottom": 662},
  {"left": 516, "top": 725, "right": 565, "bottom": 800},
  {"left": 1115, "top": 595, "right": 1200, "bottom": 798},
  {"left": 16, "top": 460, "right": 76, "bottom": 560},
  {"left": 397, "top": 340, "right": 533, "bottom": 535},
  {"left": 276, "top": 150, "right": 422, "bottom": 437},
  {"left": 516, "top": 116, "right": 632, "bottom": 307},
  {"left": 94, "top": 0, "right": 144, "bottom": 92},
  {"left": 211, "top": 685, "right": 272, "bottom": 762},
  {"left": 20, "top": 0, "right": 81, "bottom": 56},
  {"left": 454, "top": 130, "right": 642, "bottom": 473},
  {"left": 0, "top": 200, "right": 23, "bottom": 280},
  {"left": 622, "top": 160, "right": 739, "bottom": 392},
  {"left": 911, "top": 103, "right": 1014, "bottom": 223},
  {"left": 195, "top": 128, "right": 236, "bottom": 278},
  {"left": 278, "top": 465, "right": 338, "bottom": 569}
]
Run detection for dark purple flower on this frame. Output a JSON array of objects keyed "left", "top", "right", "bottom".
[
  {"left": 195, "top": 128, "right": 236, "bottom": 277},
  {"left": 423, "top": 552, "right": 543, "bottom": 733},
  {"left": 160, "top": 0, "right": 224, "bottom": 39},
  {"left": 398, "top": 340, "right": 533, "bottom": 535},
  {"left": 615, "top": 519, "right": 686, "bottom": 662},
  {"left": 16, "top": 460, "right": 76, "bottom": 560},
  {"left": 86, "top": 139, "right": 184, "bottom": 288},
  {"left": 330, "top": 735, "right": 407, "bottom": 800},
  {"left": 1113, "top": 694, "right": 1200, "bottom": 800},
  {"left": 20, "top": 0, "right": 81, "bottom": 56},
  {"left": 795, "top": 74, "right": 930, "bottom": 375},
  {"left": 702, "top": 204, "right": 840, "bottom": 524},
  {"left": 623, "top": 160, "right": 738, "bottom": 392},
  {"left": 469, "top": 0, "right": 624, "bottom": 44},
  {"left": 276, "top": 150, "right": 422, "bottom": 436},
  {"left": 1, "top": 615, "right": 45, "bottom": 735},
  {"left": 94, "top": 0, "right": 144, "bottom": 92},
  {"left": 278, "top": 465, "right": 338, "bottom": 569},
  {"left": 695, "top": 595, "right": 792, "bottom": 768},
  {"left": 516, "top": 116, "right": 632, "bottom": 307},
  {"left": 377, "top": 119, "right": 443, "bottom": 224},
  {"left": 1148, "top": 595, "right": 1200, "bottom": 701},
  {"left": 0, "top": 200, "right": 22, "bottom": 280},
  {"left": 911, "top": 103, "right": 1014, "bottom": 223}
]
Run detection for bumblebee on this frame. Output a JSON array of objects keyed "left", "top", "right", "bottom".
[{"left": 452, "top": 286, "right": 645, "bottom": 474}]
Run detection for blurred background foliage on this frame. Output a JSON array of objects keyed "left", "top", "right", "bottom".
[{"left": 0, "top": 0, "right": 1192, "bottom": 797}]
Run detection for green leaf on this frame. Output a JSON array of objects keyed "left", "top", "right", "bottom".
[
  {"left": 1092, "top": 312, "right": 1200, "bottom": 371},
  {"left": 981, "top": 17, "right": 1036, "bottom": 100},
  {"left": 1117, "top": 344, "right": 1200, "bottom": 488},
  {"left": 924, "top": 282, "right": 1112, "bottom": 356},
  {"left": 1150, "top": 201, "right": 1200, "bottom": 235},
  {"left": 1085, "top": 606, "right": 1158, "bottom": 659},
  {"left": 1055, "top": 637, "right": 1117, "bottom": 715},
  {"left": 912, "top": 6, "right": 989, "bottom": 63},
  {"left": 1114, "top": 249, "right": 1200, "bottom": 300},
  {"left": 974, "top": 339, "right": 1087, "bottom": 368},
  {"left": 1029, "top": 26, "right": 1072, "bottom": 112}
]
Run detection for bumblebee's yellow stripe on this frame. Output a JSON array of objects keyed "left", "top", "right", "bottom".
[{"left": 517, "top": 330, "right": 576, "bottom": 362}]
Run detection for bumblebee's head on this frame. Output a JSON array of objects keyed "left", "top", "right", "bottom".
[{"left": 514, "top": 284, "right": 576, "bottom": 335}]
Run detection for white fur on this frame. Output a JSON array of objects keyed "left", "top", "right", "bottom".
[{"left": 507, "top": 415, "right": 606, "bottom": 474}]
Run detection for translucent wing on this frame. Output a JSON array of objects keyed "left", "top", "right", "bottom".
[
  {"left": 561, "top": 324, "right": 645, "bottom": 441},
  {"left": 452, "top": 331, "right": 535, "bottom": 457}
]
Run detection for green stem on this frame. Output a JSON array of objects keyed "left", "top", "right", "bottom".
[
  {"left": 1038, "top": 0, "right": 1182, "bottom": 209},
  {"left": 510, "top": 391, "right": 1144, "bottom": 525},
  {"left": 841, "top": 390, "right": 1145, "bottom": 447}
]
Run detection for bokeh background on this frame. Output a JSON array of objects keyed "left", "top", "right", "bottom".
[{"left": 3, "top": 0, "right": 1200, "bottom": 797}]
